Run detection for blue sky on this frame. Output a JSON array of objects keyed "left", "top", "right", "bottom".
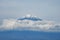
[{"left": 0, "top": 0, "right": 60, "bottom": 22}]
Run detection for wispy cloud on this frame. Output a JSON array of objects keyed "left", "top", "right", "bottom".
[{"left": 0, "top": 18, "right": 60, "bottom": 32}]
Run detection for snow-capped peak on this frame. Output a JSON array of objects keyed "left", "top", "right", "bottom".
[{"left": 18, "top": 14, "right": 42, "bottom": 21}]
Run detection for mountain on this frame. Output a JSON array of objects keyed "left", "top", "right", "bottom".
[
  {"left": 0, "top": 14, "right": 60, "bottom": 32},
  {"left": 0, "top": 14, "right": 60, "bottom": 40}
]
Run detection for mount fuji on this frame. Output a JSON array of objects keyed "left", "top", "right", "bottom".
[
  {"left": 0, "top": 14, "right": 60, "bottom": 32},
  {"left": 0, "top": 14, "right": 60, "bottom": 40}
]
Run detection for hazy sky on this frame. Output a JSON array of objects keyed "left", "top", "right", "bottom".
[{"left": 0, "top": 0, "right": 60, "bottom": 22}]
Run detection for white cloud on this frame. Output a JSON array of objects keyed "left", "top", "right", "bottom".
[{"left": 0, "top": 19, "right": 60, "bottom": 32}]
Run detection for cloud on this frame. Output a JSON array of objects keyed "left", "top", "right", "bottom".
[{"left": 0, "top": 19, "right": 60, "bottom": 32}]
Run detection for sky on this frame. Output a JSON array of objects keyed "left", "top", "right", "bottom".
[{"left": 0, "top": 0, "right": 60, "bottom": 22}]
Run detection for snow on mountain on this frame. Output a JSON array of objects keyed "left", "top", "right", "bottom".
[{"left": 18, "top": 14, "right": 42, "bottom": 21}]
